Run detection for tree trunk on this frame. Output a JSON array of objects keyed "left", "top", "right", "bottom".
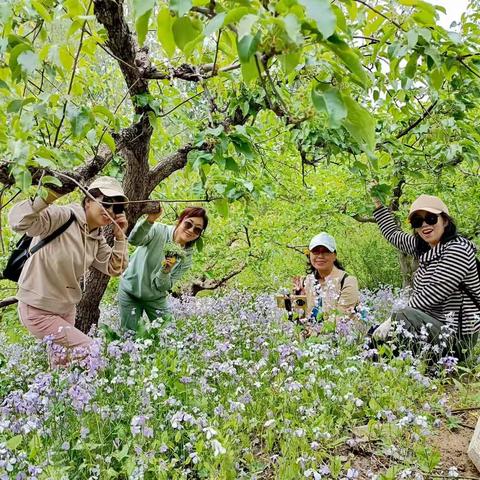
[
  {"left": 398, "top": 251, "right": 417, "bottom": 288},
  {"left": 75, "top": 124, "right": 153, "bottom": 333},
  {"left": 76, "top": 268, "right": 112, "bottom": 333}
]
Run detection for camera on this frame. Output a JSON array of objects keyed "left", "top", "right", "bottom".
[{"left": 275, "top": 294, "right": 308, "bottom": 322}]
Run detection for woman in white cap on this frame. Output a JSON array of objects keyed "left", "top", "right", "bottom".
[
  {"left": 371, "top": 194, "right": 480, "bottom": 360},
  {"left": 294, "top": 232, "right": 360, "bottom": 325},
  {"left": 8, "top": 176, "right": 129, "bottom": 366}
]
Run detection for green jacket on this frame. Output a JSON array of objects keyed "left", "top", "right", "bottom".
[{"left": 119, "top": 219, "right": 193, "bottom": 301}]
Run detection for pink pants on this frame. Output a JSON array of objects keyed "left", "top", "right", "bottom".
[{"left": 18, "top": 302, "right": 93, "bottom": 366}]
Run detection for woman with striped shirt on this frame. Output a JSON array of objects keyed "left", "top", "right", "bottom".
[{"left": 372, "top": 194, "right": 480, "bottom": 360}]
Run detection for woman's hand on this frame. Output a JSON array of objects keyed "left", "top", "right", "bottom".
[
  {"left": 368, "top": 179, "right": 383, "bottom": 209},
  {"left": 162, "top": 257, "right": 176, "bottom": 274},
  {"left": 293, "top": 276, "right": 305, "bottom": 294},
  {"left": 145, "top": 202, "right": 163, "bottom": 224},
  {"left": 113, "top": 213, "right": 128, "bottom": 240}
]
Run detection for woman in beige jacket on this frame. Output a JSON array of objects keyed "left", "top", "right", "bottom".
[
  {"left": 8, "top": 177, "right": 128, "bottom": 366},
  {"left": 294, "top": 232, "right": 359, "bottom": 325}
]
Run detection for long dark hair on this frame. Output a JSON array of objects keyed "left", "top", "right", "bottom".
[
  {"left": 306, "top": 253, "right": 345, "bottom": 279},
  {"left": 175, "top": 207, "right": 208, "bottom": 247},
  {"left": 414, "top": 213, "right": 458, "bottom": 255}
]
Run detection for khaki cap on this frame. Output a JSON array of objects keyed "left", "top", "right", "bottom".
[
  {"left": 88, "top": 176, "right": 128, "bottom": 201},
  {"left": 408, "top": 194, "right": 449, "bottom": 218}
]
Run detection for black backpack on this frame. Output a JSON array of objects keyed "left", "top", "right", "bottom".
[{"left": 2, "top": 212, "right": 75, "bottom": 283}]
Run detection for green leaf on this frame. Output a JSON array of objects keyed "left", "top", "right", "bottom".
[
  {"left": 133, "top": 0, "right": 155, "bottom": 19},
  {"left": 195, "top": 235, "right": 204, "bottom": 252},
  {"left": 240, "top": 55, "right": 258, "bottom": 83},
  {"left": 69, "top": 106, "right": 94, "bottom": 138},
  {"left": 92, "top": 105, "right": 116, "bottom": 124},
  {"left": 237, "top": 14, "right": 258, "bottom": 39},
  {"left": 204, "top": 12, "right": 226, "bottom": 37},
  {"left": 9, "top": 43, "right": 32, "bottom": 81},
  {"left": 172, "top": 16, "right": 202, "bottom": 52},
  {"left": 326, "top": 35, "right": 370, "bottom": 87},
  {"left": 7, "top": 97, "right": 35, "bottom": 113},
  {"left": 102, "top": 132, "right": 116, "bottom": 153},
  {"left": 215, "top": 198, "right": 229, "bottom": 217},
  {"left": 31, "top": 0, "right": 52, "bottom": 22},
  {"left": 406, "top": 29, "right": 418, "bottom": 49},
  {"left": 59, "top": 45, "right": 73, "bottom": 70},
  {"left": 405, "top": 52, "right": 418, "bottom": 78},
  {"left": 136, "top": 11, "right": 152, "bottom": 46},
  {"left": 157, "top": 7, "right": 176, "bottom": 57},
  {"left": 170, "top": 0, "right": 192, "bottom": 17},
  {"left": 279, "top": 51, "right": 300, "bottom": 75},
  {"left": 311, "top": 85, "right": 346, "bottom": 128},
  {"left": 0, "top": 79, "right": 10, "bottom": 91},
  {"left": 41, "top": 175, "right": 63, "bottom": 187},
  {"left": 299, "top": 0, "right": 336, "bottom": 39},
  {"left": 18, "top": 50, "right": 39, "bottom": 75},
  {"left": 14, "top": 169, "right": 32, "bottom": 191},
  {"left": 225, "top": 156, "right": 239, "bottom": 172},
  {"left": 429, "top": 68, "right": 443, "bottom": 90},
  {"left": 6, "top": 435, "right": 23, "bottom": 450},
  {"left": 237, "top": 32, "right": 261, "bottom": 63},
  {"left": 283, "top": 13, "right": 302, "bottom": 44},
  {"left": 342, "top": 95, "right": 376, "bottom": 152}
]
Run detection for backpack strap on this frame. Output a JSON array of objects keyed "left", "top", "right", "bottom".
[
  {"left": 458, "top": 281, "right": 480, "bottom": 336},
  {"left": 340, "top": 272, "right": 348, "bottom": 291},
  {"left": 458, "top": 283, "right": 480, "bottom": 310},
  {"left": 29, "top": 212, "right": 76, "bottom": 256}
]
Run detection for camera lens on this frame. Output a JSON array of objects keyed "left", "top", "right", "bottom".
[{"left": 295, "top": 299, "right": 305, "bottom": 306}]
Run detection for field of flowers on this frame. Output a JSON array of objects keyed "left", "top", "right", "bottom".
[{"left": 0, "top": 289, "right": 478, "bottom": 480}]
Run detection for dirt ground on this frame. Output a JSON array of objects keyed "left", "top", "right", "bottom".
[
  {"left": 339, "top": 411, "right": 479, "bottom": 479},
  {"left": 429, "top": 412, "right": 479, "bottom": 478}
]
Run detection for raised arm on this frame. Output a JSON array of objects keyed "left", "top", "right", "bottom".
[
  {"left": 8, "top": 191, "right": 69, "bottom": 237},
  {"left": 373, "top": 205, "right": 417, "bottom": 256},
  {"left": 92, "top": 237, "right": 128, "bottom": 276}
]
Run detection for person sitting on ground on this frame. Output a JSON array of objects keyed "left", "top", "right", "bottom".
[
  {"left": 118, "top": 206, "right": 208, "bottom": 332},
  {"left": 293, "top": 232, "right": 360, "bottom": 331},
  {"left": 8, "top": 176, "right": 129, "bottom": 366},
  {"left": 371, "top": 194, "right": 480, "bottom": 361}
]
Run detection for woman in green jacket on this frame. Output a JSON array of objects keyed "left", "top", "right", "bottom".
[{"left": 118, "top": 206, "right": 208, "bottom": 331}]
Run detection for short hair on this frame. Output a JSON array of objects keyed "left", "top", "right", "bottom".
[
  {"left": 177, "top": 207, "right": 209, "bottom": 232},
  {"left": 176, "top": 207, "right": 208, "bottom": 247}
]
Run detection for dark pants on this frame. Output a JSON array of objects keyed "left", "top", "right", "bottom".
[{"left": 392, "top": 307, "right": 478, "bottom": 362}]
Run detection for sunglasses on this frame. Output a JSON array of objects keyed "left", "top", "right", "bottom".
[
  {"left": 101, "top": 196, "right": 125, "bottom": 215},
  {"left": 409, "top": 212, "right": 439, "bottom": 229},
  {"left": 183, "top": 219, "right": 203, "bottom": 235},
  {"left": 310, "top": 246, "right": 334, "bottom": 255}
]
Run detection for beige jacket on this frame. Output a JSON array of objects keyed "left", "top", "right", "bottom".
[
  {"left": 8, "top": 197, "right": 128, "bottom": 314},
  {"left": 304, "top": 266, "right": 359, "bottom": 320}
]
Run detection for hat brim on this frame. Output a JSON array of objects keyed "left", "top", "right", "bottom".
[
  {"left": 408, "top": 207, "right": 443, "bottom": 219},
  {"left": 94, "top": 187, "right": 128, "bottom": 202},
  {"left": 309, "top": 242, "right": 336, "bottom": 253}
]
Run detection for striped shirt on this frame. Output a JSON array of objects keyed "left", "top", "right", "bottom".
[{"left": 374, "top": 206, "right": 480, "bottom": 335}]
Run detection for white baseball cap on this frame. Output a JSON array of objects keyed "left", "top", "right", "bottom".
[
  {"left": 88, "top": 176, "right": 128, "bottom": 201},
  {"left": 309, "top": 232, "right": 337, "bottom": 252}
]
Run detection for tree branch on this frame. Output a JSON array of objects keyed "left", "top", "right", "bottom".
[
  {"left": 148, "top": 145, "right": 195, "bottom": 191},
  {"left": 93, "top": 0, "right": 149, "bottom": 100},
  {"left": 395, "top": 100, "right": 438, "bottom": 140},
  {"left": 0, "top": 145, "right": 114, "bottom": 192}
]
